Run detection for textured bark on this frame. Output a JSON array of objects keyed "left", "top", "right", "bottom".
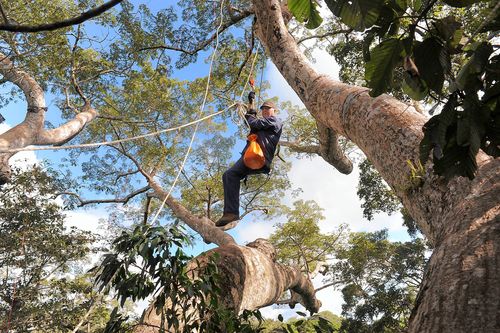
[
  {"left": 134, "top": 239, "right": 321, "bottom": 333},
  {"left": 0, "top": 52, "right": 97, "bottom": 183},
  {"left": 252, "top": 0, "right": 500, "bottom": 332}
]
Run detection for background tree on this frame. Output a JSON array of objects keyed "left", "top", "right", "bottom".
[
  {"left": 327, "top": 230, "right": 427, "bottom": 333},
  {"left": 0, "top": 166, "right": 115, "bottom": 332}
]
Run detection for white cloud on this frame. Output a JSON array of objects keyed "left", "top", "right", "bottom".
[
  {"left": 233, "top": 220, "right": 277, "bottom": 244},
  {"left": 64, "top": 209, "right": 106, "bottom": 233}
]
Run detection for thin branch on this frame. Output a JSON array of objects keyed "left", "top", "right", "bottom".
[
  {"left": 297, "top": 29, "right": 353, "bottom": 44},
  {"left": 138, "top": 9, "right": 253, "bottom": 55},
  {"left": 115, "top": 169, "right": 140, "bottom": 184},
  {"left": 0, "top": 0, "right": 123, "bottom": 33},
  {"left": 223, "top": 23, "right": 256, "bottom": 93},
  {"left": 143, "top": 196, "right": 151, "bottom": 225},
  {"left": 59, "top": 186, "right": 150, "bottom": 207},
  {"left": 0, "top": 2, "right": 8, "bottom": 23},
  {"left": 314, "top": 282, "right": 337, "bottom": 293},
  {"left": 70, "top": 25, "right": 88, "bottom": 104}
]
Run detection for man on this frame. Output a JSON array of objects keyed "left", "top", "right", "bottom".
[{"left": 215, "top": 95, "right": 283, "bottom": 227}]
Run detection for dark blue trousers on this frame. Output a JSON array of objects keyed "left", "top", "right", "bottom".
[
  {"left": 222, "top": 158, "right": 249, "bottom": 215},
  {"left": 222, "top": 158, "right": 269, "bottom": 215}
]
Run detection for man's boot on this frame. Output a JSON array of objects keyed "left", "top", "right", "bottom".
[{"left": 215, "top": 213, "right": 239, "bottom": 227}]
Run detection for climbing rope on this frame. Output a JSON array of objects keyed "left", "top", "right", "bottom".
[
  {"left": 236, "top": 46, "right": 261, "bottom": 130},
  {"left": 149, "top": 0, "right": 226, "bottom": 225}
]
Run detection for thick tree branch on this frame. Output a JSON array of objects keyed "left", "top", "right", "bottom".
[
  {"left": 280, "top": 123, "right": 353, "bottom": 174},
  {"left": 0, "top": 0, "right": 123, "bottom": 33},
  {"left": 316, "top": 122, "right": 353, "bottom": 174},
  {"left": 0, "top": 52, "right": 98, "bottom": 183},
  {"left": 36, "top": 103, "right": 97, "bottom": 145},
  {"left": 111, "top": 145, "right": 236, "bottom": 247},
  {"left": 279, "top": 140, "right": 320, "bottom": 155}
]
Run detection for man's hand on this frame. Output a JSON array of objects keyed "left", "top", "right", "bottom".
[
  {"left": 248, "top": 91, "right": 256, "bottom": 103},
  {"left": 246, "top": 108, "right": 257, "bottom": 116}
]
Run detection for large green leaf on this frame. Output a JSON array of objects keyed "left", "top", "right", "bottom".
[
  {"left": 442, "top": 0, "right": 487, "bottom": 7},
  {"left": 365, "top": 38, "right": 404, "bottom": 96},
  {"left": 288, "top": 0, "right": 323, "bottom": 29},
  {"left": 325, "top": 0, "right": 384, "bottom": 31},
  {"left": 402, "top": 72, "right": 428, "bottom": 100},
  {"left": 414, "top": 37, "right": 450, "bottom": 94}
]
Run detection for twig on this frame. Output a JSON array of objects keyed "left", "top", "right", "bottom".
[{"left": 59, "top": 186, "right": 150, "bottom": 207}]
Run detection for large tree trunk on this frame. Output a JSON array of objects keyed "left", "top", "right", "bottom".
[
  {"left": 129, "top": 172, "right": 321, "bottom": 331},
  {"left": 252, "top": 0, "right": 500, "bottom": 332},
  {"left": 134, "top": 239, "right": 320, "bottom": 332}
]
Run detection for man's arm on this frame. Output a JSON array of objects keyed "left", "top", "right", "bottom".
[{"left": 245, "top": 113, "right": 278, "bottom": 131}]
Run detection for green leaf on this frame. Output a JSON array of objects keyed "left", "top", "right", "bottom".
[
  {"left": 442, "top": 0, "right": 487, "bottom": 7},
  {"left": 391, "top": 0, "right": 408, "bottom": 12},
  {"left": 288, "top": 0, "right": 323, "bottom": 29},
  {"left": 278, "top": 314, "right": 284, "bottom": 322},
  {"left": 296, "top": 311, "right": 307, "bottom": 317},
  {"left": 433, "top": 16, "right": 462, "bottom": 42},
  {"left": 325, "top": 0, "right": 384, "bottom": 31},
  {"left": 453, "top": 42, "right": 494, "bottom": 92},
  {"left": 456, "top": 114, "right": 470, "bottom": 146},
  {"left": 410, "top": 0, "right": 422, "bottom": 11},
  {"left": 402, "top": 72, "right": 428, "bottom": 100},
  {"left": 414, "top": 37, "right": 449, "bottom": 93},
  {"left": 365, "top": 38, "right": 404, "bottom": 96}
]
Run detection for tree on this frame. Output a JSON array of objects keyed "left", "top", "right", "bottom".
[
  {"left": 251, "top": 1, "right": 499, "bottom": 332},
  {"left": 0, "top": 166, "right": 112, "bottom": 332},
  {"left": 328, "top": 230, "right": 426, "bottom": 333},
  {"left": 0, "top": 0, "right": 498, "bottom": 332}
]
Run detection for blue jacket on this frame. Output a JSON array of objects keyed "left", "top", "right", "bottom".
[{"left": 243, "top": 112, "right": 283, "bottom": 172}]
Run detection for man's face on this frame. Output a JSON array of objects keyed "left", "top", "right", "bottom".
[{"left": 261, "top": 106, "right": 274, "bottom": 118}]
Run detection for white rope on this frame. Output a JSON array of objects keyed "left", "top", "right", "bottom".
[
  {"left": 149, "top": 0, "right": 226, "bottom": 225},
  {"left": 0, "top": 105, "right": 236, "bottom": 153},
  {"left": 237, "top": 46, "right": 261, "bottom": 130}
]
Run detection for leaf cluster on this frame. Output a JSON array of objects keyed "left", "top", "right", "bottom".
[
  {"left": 325, "top": 230, "right": 427, "bottom": 333},
  {"left": 267, "top": 310, "right": 341, "bottom": 333},
  {"left": 0, "top": 166, "right": 105, "bottom": 332},
  {"left": 270, "top": 200, "right": 348, "bottom": 274},
  {"left": 92, "top": 223, "right": 264, "bottom": 332}
]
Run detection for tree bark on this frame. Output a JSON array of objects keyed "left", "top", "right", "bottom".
[
  {"left": 134, "top": 239, "right": 321, "bottom": 333},
  {"left": 251, "top": 0, "right": 500, "bottom": 332},
  {"left": 128, "top": 166, "right": 320, "bottom": 331}
]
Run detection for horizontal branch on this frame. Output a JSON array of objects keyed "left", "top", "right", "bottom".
[
  {"left": 279, "top": 140, "right": 320, "bottom": 155},
  {"left": 0, "top": 0, "right": 123, "bottom": 33},
  {"left": 280, "top": 121, "right": 353, "bottom": 174},
  {"left": 60, "top": 185, "right": 150, "bottom": 207},
  {"left": 297, "top": 29, "right": 353, "bottom": 44}
]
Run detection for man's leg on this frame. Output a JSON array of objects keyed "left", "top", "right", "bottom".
[{"left": 217, "top": 158, "right": 248, "bottom": 226}]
